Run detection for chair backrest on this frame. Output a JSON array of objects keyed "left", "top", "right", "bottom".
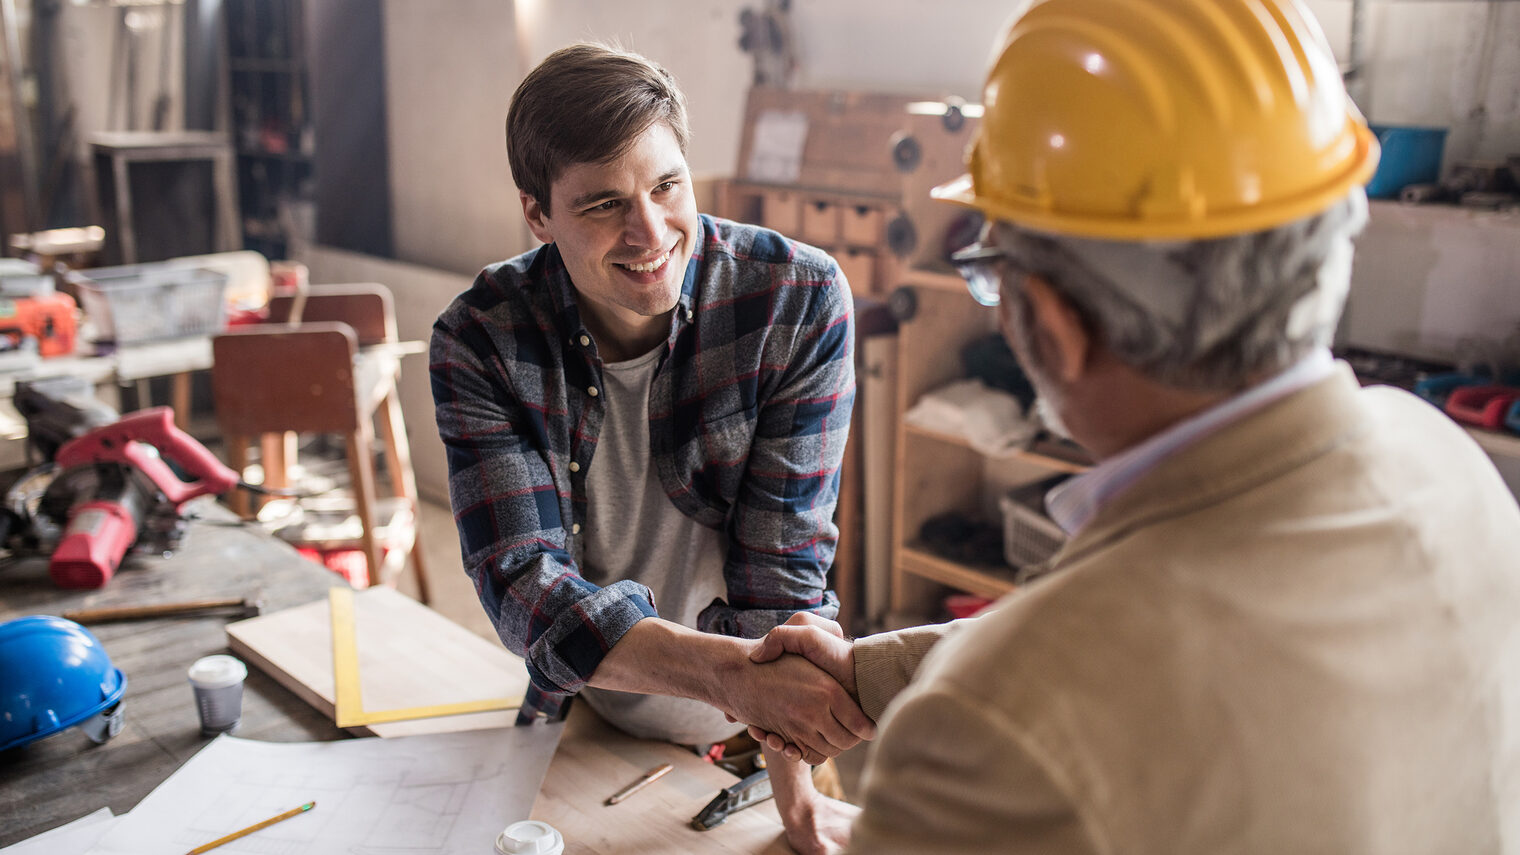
[
  {"left": 211, "top": 322, "right": 361, "bottom": 435},
  {"left": 266, "top": 283, "right": 396, "bottom": 347}
]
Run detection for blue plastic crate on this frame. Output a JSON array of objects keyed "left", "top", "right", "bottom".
[{"left": 1366, "top": 124, "right": 1448, "bottom": 199}]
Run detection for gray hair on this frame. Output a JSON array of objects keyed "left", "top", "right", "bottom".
[{"left": 993, "top": 189, "right": 1369, "bottom": 392}]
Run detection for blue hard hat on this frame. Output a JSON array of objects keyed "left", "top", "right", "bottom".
[{"left": 0, "top": 615, "right": 126, "bottom": 752}]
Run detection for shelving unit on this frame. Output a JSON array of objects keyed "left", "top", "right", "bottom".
[
  {"left": 1469, "top": 426, "right": 1520, "bottom": 460},
  {"left": 722, "top": 181, "right": 901, "bottom": 298},
  {"left": 225, "top": 0, "right": 313, "bottom": 260},
  {"left": 888, "top": 268, "right": 1090, "bottom": 618}
]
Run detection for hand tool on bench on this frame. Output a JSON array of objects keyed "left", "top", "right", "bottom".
[
  {"left": 63, "top": 597, "right": 264, "bottom": 624},
  {"left": 691, "top": 769, "right": 774, "bottom": 830}
]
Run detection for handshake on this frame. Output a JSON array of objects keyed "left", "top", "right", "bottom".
[{"left": 719, "top": 613, "right": 873, "bottom": 766}]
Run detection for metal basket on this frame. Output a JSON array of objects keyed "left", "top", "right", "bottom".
[
  {"left": 68, "top": 263, "right": 228, "bottom": 345},
  {"left": 1000, "top": 478, "right": 1068, "bottom": 569}
]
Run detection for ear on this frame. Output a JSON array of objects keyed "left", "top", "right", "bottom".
[
  {"left": 520, "top": 190, "right": 555, "bottom": 245},
  {"left": 1023, "top": 275, "right": 1091, "bottom": 384}
]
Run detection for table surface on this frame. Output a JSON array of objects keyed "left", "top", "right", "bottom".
[{"left": 0, "top": 501, "right": 787, "bottom": 853}]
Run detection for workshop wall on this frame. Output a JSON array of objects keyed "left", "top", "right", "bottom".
[
  {"left": 377, "top": 0, "right": 1518, "bottom": 276},
  {"left": 380, "top": 0, "right": 524, "bottom": 274}
]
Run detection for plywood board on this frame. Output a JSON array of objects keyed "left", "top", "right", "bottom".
[
  {"left": 736, "top": 87, "right": 916, "bottom": 197},
  {"left": 227, "top": 586, "right": 528, "bottom": 737}
]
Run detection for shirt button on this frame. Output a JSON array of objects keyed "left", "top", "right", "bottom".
[
  {"left": 569, "top": 461, "right": 580, "bottom": 473},
  {"left": 588, "top": 386, "right": 599, "bottom": 397},
  {"left": 571, "top": 523, "right": 582, "bottom": 534},
  {"left": 684, "top": 307, "right": 694, "bottom": 321},
  {"left": 579, "top": 335, "right": 591, "bottom": 347}
]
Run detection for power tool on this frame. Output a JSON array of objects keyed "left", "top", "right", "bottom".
[{"left": 1, "top": 384, "right": 240, "bottom": 589}]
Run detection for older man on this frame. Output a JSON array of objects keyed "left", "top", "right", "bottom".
[{"left": 751, "top": 0, "right": 1520, "bottom": 852}]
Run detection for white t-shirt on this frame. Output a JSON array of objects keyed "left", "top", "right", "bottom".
[{"left": 580, "top": 345, "right": 742, "bottom": 746}]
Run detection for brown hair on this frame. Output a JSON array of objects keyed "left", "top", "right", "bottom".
[{"left": 506, "top": 43, "right": 690, "bottom": 215}]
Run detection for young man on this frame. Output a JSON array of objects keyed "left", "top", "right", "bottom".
[
  {"left": 430, "top": 43, "right": 869, "bottom": 850},
  {"left": 749, "top": 0, "right": 1520, "bottom": 851}
]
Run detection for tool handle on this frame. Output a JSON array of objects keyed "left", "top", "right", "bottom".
[
  {"left": 55, "top": 407, "right": 240, "bottom": 508},
  {"left": 63, "top": 598, "right": 251, "bottom": 624}
]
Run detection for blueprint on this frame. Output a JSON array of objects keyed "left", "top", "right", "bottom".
[{"left": 84, "top": 724, "right": 563, "bottom": 855}]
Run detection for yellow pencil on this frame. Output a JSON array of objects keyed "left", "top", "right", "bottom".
[
  {"left": 606, "top": 763, "right": 674, "bottom": 805},
  {"left": 185, "top": 801, "right": 316, "bottom": 854}
]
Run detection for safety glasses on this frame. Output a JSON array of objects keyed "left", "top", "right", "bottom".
[{"left": 950, "top": 242, "right": 1029, "bottom": 307}]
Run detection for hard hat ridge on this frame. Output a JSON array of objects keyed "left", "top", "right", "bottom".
[{"left": 935, "top": 0, "right": 1379, "bottom": 239}]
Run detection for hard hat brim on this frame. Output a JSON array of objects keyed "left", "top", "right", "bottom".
[{"left": 930, "top": 121, "right": 1380, "bottom": 241}]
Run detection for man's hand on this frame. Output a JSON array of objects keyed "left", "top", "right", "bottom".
[
  {"left": 765, "top": 744, "right": 858, "bottom": 855},
  {"left": 750, "top": 613, "right": 856, "bottom": 697},
  {"left": 587, "top": 617, "right": 872, "bottom": 765},
  {"left": 744, "top": 613, "right": 864, "bottom": 762},
  {"left": 714, "top": 649, "right": 874, "bottom": 765}
]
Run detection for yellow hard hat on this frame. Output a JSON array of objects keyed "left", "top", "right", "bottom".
[{"left": 933, "top": 0, "right": 1380, "bottom": 239}]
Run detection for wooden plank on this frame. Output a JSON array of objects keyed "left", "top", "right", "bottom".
[
  {"left": 735, "top": 88, "right": 916, "bottom": 197},
  {"left": 895, "top": 109, "right": 982, "bottom": 272},
  {"left": 894, "top": 283, "right": 995, "bottom": 411},
  {"left": 226, "top": 586, "right": 529, "bottom": 738},
  {"left": 899, "top": 544, "right": 1017, "bottom": 600},
  {"left": 860, "top": 333, "right": 898, "bottom": 629},
  {"left": 1469, "top": 426, "right": 1520, "bottom": 459}
]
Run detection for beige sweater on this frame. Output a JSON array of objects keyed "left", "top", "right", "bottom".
[{"left": 850, "top": 367, "right": 1520, "bottom": 854}]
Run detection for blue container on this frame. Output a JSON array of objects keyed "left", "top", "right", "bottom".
[{"left": 1365, "top": 124, "right": 1448, "bottom": 199}]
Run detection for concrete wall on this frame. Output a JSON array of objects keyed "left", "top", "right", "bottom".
[
  {"left": 381, "top": 0, "right": 524, "bottom": 274},
  {"left": 1343, "top": 201, "right": 1520, "bottom": 364}
]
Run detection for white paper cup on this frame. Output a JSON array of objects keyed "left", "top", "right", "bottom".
[
  {"left": 495, "top": 820, "right": 564, "bottom": 855},
  {"left": 188, "top": 654, "right": 247, "bottom": 735}
]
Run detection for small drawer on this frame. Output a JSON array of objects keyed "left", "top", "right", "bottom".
[
  {"left": 761, "top": 190, "right": 802, "bottom": 237},
  {"left": 800, "top": 199, "right": 841, "bottom": 245},
  {"left": 841, "top": 204, "right": 884, "bottom": 246},
  {"left": 836, "top": 247, "right": 877, "bottom": 294}
]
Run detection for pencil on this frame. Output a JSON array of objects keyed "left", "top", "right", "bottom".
[
  {"left": 185, "top": 801, "right": 316, "bottom": 854},
  {"left": 606, "top": 763, "right": 674, "bottom": 805}
]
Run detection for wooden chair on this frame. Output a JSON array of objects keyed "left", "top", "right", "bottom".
[{"left": 210, "top": 283, "right": 431, "bottom": 603}]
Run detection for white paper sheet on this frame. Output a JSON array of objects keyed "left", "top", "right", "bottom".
[
  {"left": 746, "top": 109, "right": 809, "bottom": 183},
  {"left": 84, "top": 724, "right": 563, "bottom": 855},
  {"left": 0, "top": 808, "right": 116, "bottom": 855}
]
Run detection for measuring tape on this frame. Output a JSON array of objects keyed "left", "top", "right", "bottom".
[{"left": 329, "top": 587, "right": 522, "bottom": 727}]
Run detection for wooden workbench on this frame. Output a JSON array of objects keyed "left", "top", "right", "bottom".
[
  {"left": 0, "top": 501, "right": 788, "bottom": 853},
  {"left": 0, "top": 502, "right": 345, "bottom": 846}
]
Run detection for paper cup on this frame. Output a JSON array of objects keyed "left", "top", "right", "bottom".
[{"left": 188, "top": 654, "right": 247, "bottom": 735}]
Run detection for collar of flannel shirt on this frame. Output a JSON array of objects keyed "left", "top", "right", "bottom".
[{"left": 537, "top": 215, "right": 710, "bottom": 354}]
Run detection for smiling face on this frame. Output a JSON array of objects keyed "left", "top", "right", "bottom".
[{"left": 520, "top": 121, "right": 699, "bottom": 359}]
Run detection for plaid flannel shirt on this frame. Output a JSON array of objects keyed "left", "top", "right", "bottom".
[{"left": 431, "top": 215, "right": 854, "bottom": 721}]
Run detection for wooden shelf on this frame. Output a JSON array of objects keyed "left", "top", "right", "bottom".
[
  {"left": 902, "top": 421, "right": 1091, "bottom": 473},
  {"left": 1469, "top": 426, "right": 1520, "bottom": 459},
  {"left": 899, "top": 544, "right": 1019, "bottom": 599},
  {"left": 896, "top": 266, "right": 965, "bottom": 294},
  {"left": 726, "top": 179, "right": 898, "bottom": 204}
]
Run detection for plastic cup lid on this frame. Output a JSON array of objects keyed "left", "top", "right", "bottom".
[
  {"left": 187, "top": 654, "right": 247, "bottom": 689},
  {"left": 495, "top": 820, "right": 564, "bottom": 855}
]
